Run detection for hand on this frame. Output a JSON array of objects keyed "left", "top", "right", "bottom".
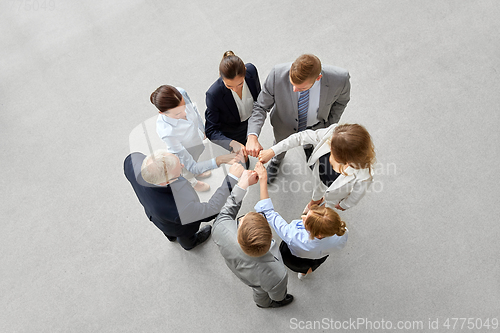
[
  {"left": 229, "top": 163, "right": 244, "bottom": 178},
  {"left": 229, "top": 140, "right": 248, "bottom": 159},
  {"left": 238, "top": 170, "right": 259, "bottom": 189},
  {"left": 254, "top": 162, "right": 267, "bottom": 183},
  {"left": 304, "top": 198, "right": 324, "bottom": 214},
  {"left": 234, "top": 150, "right": 246, "bottom": 164},
  {"left": 216, "top": 152, "right": 238, "bottom": 166},
  {"left": 258, "top": 149, "right": 275, "bottom": 164},
  {"left": 334, "top": 203, "right": 345, "bottom": 211},
  {"left": 245, "top": 135, "right": 263, "bottom": 158}
]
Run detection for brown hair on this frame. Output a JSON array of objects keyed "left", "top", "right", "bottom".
[
  {"left": 289, "top": 54, "right": 322, "bottom": 85},
  {"left": 304, "top": 205, "right": 346, "bottom": 240},
  {"left": 150, "top": 85, "right": 183, "bottom": 113},
  {"left": 219, "top": 50, "right": 246, "bottom": 79},
  {"left": 237, "top": 212, "right": 272, "bottom": 257},
  {"left": 330, "top": 123, "right": 376, "bottom": 175}
]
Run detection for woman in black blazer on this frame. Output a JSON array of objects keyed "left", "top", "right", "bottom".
[{"left": 205, "top": 51, "right": 261, "bottom": 166}]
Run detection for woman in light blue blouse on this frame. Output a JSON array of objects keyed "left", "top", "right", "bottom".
[
  {"left": 254, "top": 162, "right": 348, "bottom": 279},
  {"left": 151, "top": 85, "right": 236, "bottom": 192}
]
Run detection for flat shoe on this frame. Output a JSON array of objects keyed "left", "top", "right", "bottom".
[
  {"left": 193, "top": 181, "right": 210, "bottom": 192},
  {"left": 195, "top": 170, "right": 212, "bottom": 179}
]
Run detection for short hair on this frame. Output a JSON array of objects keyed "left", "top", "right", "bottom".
[
  {"left": 289, "top": 54, "right": 322, "bottom": 85},
  {"left": 140, "top": 150, "right": 179, "bottom": 185},
  {"left": 150, "top": 85, "right": 183, "bottom": 113},
  {"left": 330, "top": 123, "right": 376, "bottom": 174},
  {"left": 304, "top": 205, "right": 346, "bottom": 240},
  {"left": 219, "top": 50, "right": 246, "bottom": 79},
  {"left": 237, "top": 212, "right": 272, "bottom": 257}
]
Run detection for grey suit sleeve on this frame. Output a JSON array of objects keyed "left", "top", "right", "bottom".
[
  {"left": 247, "top": 67, "right": 277, "bottom": 137},
  {"left": 213, "top": 185, "right": 247, "bottom": 230},
  {"left": 177, "top": 175, "right": 238, "bottom": 225},
  {"left": 327, "top": 72, "right": 351, "bottom": 125}
]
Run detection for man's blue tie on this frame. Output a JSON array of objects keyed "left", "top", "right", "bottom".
[{"left": 298, "top": 90, "right": 310, "bottom": 132}]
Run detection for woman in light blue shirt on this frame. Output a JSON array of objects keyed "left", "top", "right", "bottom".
[
  {"left": 254, "top": 162, "right": 348, "bottom": 279},
  {"left": 151, "top": 85, "right": 236, "bottom": 192}
]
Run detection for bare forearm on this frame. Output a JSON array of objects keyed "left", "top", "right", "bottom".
[{"left": 260, "top": 181, "right": 269, "bottom": 200}]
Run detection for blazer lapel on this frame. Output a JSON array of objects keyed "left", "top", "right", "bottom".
[
  {"left": 318, "top": 74, "right": 330, "bottom": 120},
  {"left": 245, "top": 71, "right": 258, "bottom": 101},
  {"left": 289, "top": 81, "right": 298, "bottom": 115},
  {"left": 308, "top": 125, "right": 336, "bottom": 165},
  {"left": 220, "top": 79, "right": 241, "bottom": 122},
  {"left": 329, "top": 170, "right": 355, "bottom": 191},
  {"left": 308, "top": 143, "right": 331, "bottom": 166}
]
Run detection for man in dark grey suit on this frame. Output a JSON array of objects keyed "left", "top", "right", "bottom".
[
  {"left": 246, "top": 54, "right": 350, "bottom": 183},
  {"left": 212, "top": 170, "right": 293, "bottom": 308}
]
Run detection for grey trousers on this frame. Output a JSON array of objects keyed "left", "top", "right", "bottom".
[{"left": 251, "top": 275, "right": 288, "bottom": 308}]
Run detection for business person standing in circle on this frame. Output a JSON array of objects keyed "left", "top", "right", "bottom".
[{"left": 205, "top": 51, "right": 261, "bottom": 168}]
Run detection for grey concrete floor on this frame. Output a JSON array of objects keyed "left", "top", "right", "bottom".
[{"left": 2, "top": 0, "right": 499, "bottom": 332}]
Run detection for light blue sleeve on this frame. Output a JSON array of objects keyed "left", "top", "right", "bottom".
[
  {"left": 179, "top": 87, "right": 205, "bottom": 134},
  {"left": 176, "top": 148, "right": 216, "bottom": 175},
  {"left": 254, "top": 198, "right": 297, "bottom": 244}
]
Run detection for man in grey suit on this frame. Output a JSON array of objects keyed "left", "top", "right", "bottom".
[
  {"left": 246, "top": 54, "right": 350, "bottom": 183},
  {"left": 212, "top": 170, "right": 293, "bottom": 308}
]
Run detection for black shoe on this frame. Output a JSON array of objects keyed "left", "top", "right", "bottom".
[
  {"left": 163, "top": 232, "right": 177, "bottom": 242},
  {"left": 266, "top": 160, "right": 281, "bottom": 184},
  {"left": 257, "top": 294, "right": 294, "bottom": 308},
  {"left": 186, "top": 225, "right": 211, "bottom": 250}
]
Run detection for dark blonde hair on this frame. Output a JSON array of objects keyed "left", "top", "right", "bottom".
[
  {"left": 150, "top": 85, "right": 182, "bottom": 113},
  {"left": 289, "top": 54, "right": 322, "bottom": 85},
  {"left": 330, "top": 123, "right": 376, "bottom": 174},
  {"left": 237, "top": 212, "right": 272, "bottom": 257},
  {"left": 304, "top": 205, "right": 346, "bottom": 240},
  {"left": 219, "top": 51, "right": 246, "bottom": 79}
]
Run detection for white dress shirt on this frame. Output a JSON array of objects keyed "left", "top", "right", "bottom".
[
  {"left": 254, "top": 198, "right": 348, "bottom": 259},
  {"left": 156, "top": 87, "right": 217, "bottom": 175},
  {"left": 231, "top": 81, "right": 254, "bottom": 122},
  {"left": 296, "top": 77, "right": 321, "bottom": 127}
]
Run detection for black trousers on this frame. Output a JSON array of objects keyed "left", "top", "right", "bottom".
[
  {"left": 317, "top": 152, "right": 341, "bottom": 187},
  {"left": 159, "top": 213, "right": 218, "bottom": 250},
  {"left": 279, "top": 241, "right": 329, "bottom": 274},
  {"left": 163, "top": 231, "right": 199, "bottom": 250}
]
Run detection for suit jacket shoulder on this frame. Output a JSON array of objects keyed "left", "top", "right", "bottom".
[
  {"left": 272, "top": 62, "right": 293, "bottom": 83},
  {"left": 322, "top": 64, "right": 349, "bottom": 77}
]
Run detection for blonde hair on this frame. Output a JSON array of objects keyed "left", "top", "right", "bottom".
[
  {"left": 330, "top": 123, "right": 376, "bottom": 175},
  {"left": 289, "top": 54, "right": 322, "bottom": 85},
  {"left": 140, "top": 150, "right": 179, "bottom": 185},
  {"left": 304, "top": 205, "right": 346, "bottom": 240},
  {"left": 237, "top": 212, "right": 272, "bottom": 257}
]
